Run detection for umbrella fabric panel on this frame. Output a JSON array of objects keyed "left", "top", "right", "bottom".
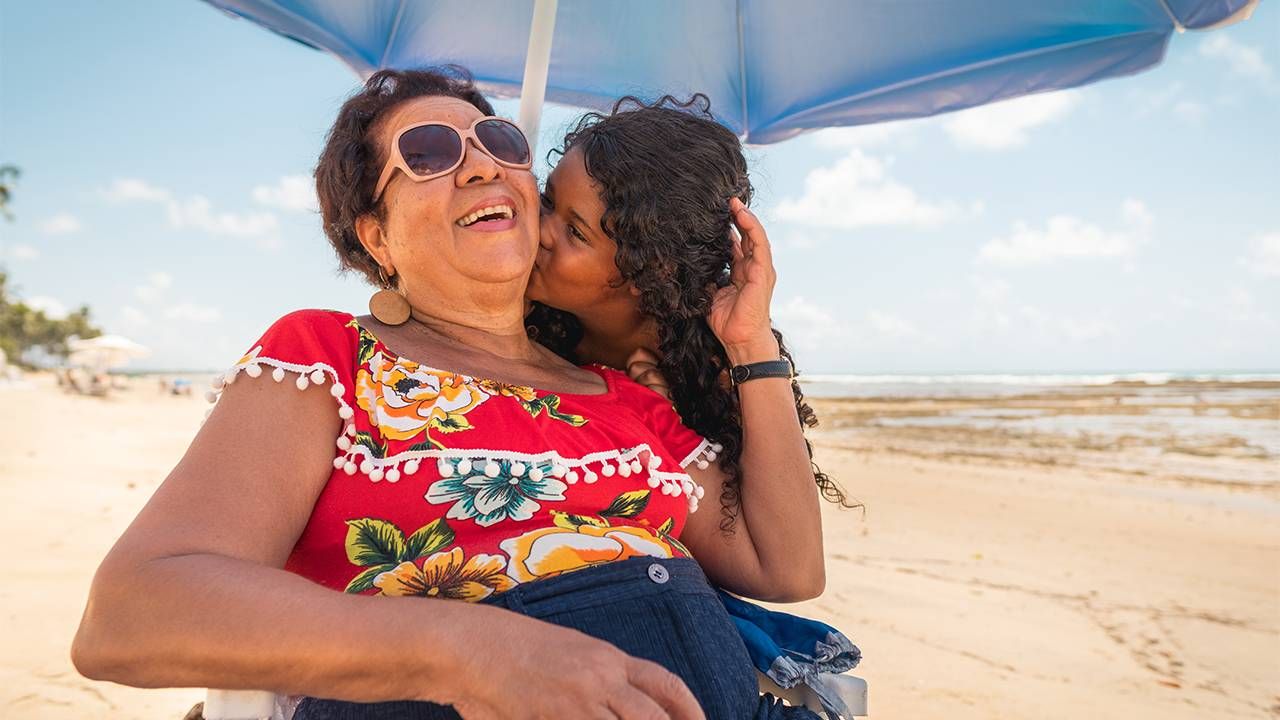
[
  {"left": 1164, "top": 0, "right": 1256, "bottom": 28},
  {"left": 203, "top": 0, "right": 1255, "bottom": 143},
  {"left": 211, "top": 0, "right": 401, "bottom": 68},
  {"left": 736, "top": 0, "right": 1175, "bottom": 141}
]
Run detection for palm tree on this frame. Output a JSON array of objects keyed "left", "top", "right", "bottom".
[{"left": 0, "top": 165, "right": 20, "bottom": 221}]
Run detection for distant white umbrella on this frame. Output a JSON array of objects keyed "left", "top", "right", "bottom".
[{"left": 67, "top": 335, "right": 150, "bottom": 371}]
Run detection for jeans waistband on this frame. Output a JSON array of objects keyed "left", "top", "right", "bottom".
[{"left": 480, "top": 556, "right": 715, "bottom": 616}]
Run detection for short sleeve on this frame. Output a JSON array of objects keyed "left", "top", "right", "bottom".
[
  {"left": 206, "top": 309, "right": 358, "bottom": 429},
  {"left": 612, "top": 373, "right": 718, "bottom": 470}
]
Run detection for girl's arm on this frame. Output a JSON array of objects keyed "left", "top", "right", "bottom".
[{"left": 643, "top": 199, "right": 826, "bottom": 603}]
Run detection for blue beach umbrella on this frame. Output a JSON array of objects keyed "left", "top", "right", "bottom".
[{"left": 203, "top": 0, "right": 1258, "bottom": 149}]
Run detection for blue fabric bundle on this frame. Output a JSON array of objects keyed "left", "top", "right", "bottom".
[{"left": 718, "top": 590, "right": 862, "bottom": 718}]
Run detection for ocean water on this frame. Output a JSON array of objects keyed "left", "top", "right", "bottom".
[
  {"left": 798, "top": 372, "right": 1280, "bottom": 399},
  {"left": 801, "top": 372, "right": 1280, "bottom": 480}
]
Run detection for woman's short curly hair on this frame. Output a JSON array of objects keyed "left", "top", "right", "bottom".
[{"left": 314, "top": 66, "right": 494, "bottom": 287}]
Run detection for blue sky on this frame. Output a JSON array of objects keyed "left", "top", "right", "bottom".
[{"left": 2, "top": 1, "right": 1277, "bottom": 373}]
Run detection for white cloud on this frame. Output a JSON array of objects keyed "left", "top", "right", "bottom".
[
  {"left": 773, "top": 296, "right": 842, "bottom": 352},
  {"left": 129, "top": 274, "right": 219, "bottom": 325},
  {"left": 253, "top": 174, "right": 318, "bottom": 213},
  {"left": 978, "top": 199, "right": 1154, "bottom": 267},
  {"left": 164, "top": 303, "right": 222, "bottom": 323},
  {"left": 1014, "top": 305, "right": 1117, "bottom": 343},
  {"left": 866, "top": 310, "right": 919, "bottom": 339},
  {"left": 813, "top": 120, "right": 915, "bottom": 150},
  {"left": 167, "top": 195, "right": 279, "bottom": 238},
  {"left": 103, "top": 178, "right": 170, "bottom": 203},
  {"left": 1058, "top": 316, "right": 1117, "bottom": 342},
  {"left": 26, "top": 295, "right": 69, "bottom": 320},
  {"left": 1240, "top": 231, "right": 1280, "bottom": 277},
  {"left": 134, "top": 271, "right": 174, "bottom": 303},
  {"left": 1129, "top": 82, "right": 1206, "bottom": 124},
  {"left": 1172, "top": 100, "right": 1207, "bottom": 124},
  {"left": 1225, "top": 288, "right": 1275, "bottom": 328},
  {"left": 10, "top": 244, "right": 39, "bottom": 260},
  {"left": 103, "top": 177, "right": 281, "bottom": 247},
  {"left": 1199, "top": 35, "right": 1273, "bottom": 85},
  {"left": 776, "top": 148, "right": 963, "bottom": 229},
  {"left": 120, "top": 305, "right": 149, "bottom": 327},
  {"left": 970, "top": 274, "right": 1011, "bottom": 304},
  {"left": 39, "top": 213, "right": 82, "bottom": 235},
  {"left": 943, "top": 90, "right": 1079, "bottom": 150},
  {"left": 777, "top": 228, "right": 842, "bottom": 250}
]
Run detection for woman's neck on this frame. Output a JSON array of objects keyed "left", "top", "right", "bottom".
[{"left": 404, "top": 284, "right": 540, "bottom": 363}]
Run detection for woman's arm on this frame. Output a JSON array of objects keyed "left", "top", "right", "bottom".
[
  {"left": 642, "top": 199, "right": 825, "bottom": 603},
  {"left": 72, "top": 371, "right": 704, "bottom": 719},
  {"left": 71, "top": 373, "right": 477, "bottom": 701}
]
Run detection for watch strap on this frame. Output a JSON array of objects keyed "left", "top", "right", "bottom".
[{"left": 729, "top": 358, "right": 794, "bottom": 385}]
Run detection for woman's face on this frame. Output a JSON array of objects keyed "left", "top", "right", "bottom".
[
  {"left": 526, "top": 147, "right": 633, "bottom": 314},
  {"left": 361, "top": 96, "right": 540, "bottom": 295}
]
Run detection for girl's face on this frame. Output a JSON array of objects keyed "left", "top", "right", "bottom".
[{"left": 526, "top": 147, "right": 634, "bottom": 314}]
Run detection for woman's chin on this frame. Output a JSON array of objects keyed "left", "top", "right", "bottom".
[
  {"left": 448, "top": 234, "right": 537, "bottom": 280},
  {"left": 525, "top": 269, "right": 547, "bottom": 303}
]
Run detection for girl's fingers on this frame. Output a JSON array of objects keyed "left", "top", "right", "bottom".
[
  {"left": 731, "top": 198, "right": 772, "bottom": 270},
  {"left": 626, "top": 347, "right": 661, "bottom": 368},
  {"left": 727, "top": 227, "right": 746, "bottom": 287}
]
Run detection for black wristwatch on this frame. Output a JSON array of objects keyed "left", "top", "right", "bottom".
[{"left": 729, "top": 357, "right": 794, "bottom": 385}]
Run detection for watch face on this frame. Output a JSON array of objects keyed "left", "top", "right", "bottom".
[{"left": 730, "top": 366, "right": 749, "bottom": 383}]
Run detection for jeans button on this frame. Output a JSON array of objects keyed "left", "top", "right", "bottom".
[{"left": 647, "top": 562, "right": 670, "bottom": 584}]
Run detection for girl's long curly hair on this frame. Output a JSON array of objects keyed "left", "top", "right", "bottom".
[{"left": 527, "top": 95, "right": 859, "bottom": 533}]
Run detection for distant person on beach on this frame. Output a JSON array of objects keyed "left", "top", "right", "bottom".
[{"left": 73, "top": 67, "right": 833, "bottom": 719}]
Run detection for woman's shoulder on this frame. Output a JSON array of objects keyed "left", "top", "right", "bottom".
[
  {"left": 253, "top": 308, "right": 358, "bottom": 345},
  {"left": 263, "top": 308, "right": 357, "bottom": 335},
  {"left": 229, "top": 308, "right": 362, "bottom": 382},
  {"left": 590, "top": 363, "right": 665, "bottom": 407}
]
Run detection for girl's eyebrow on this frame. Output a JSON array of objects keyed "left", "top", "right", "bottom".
[{"left": 545, "top": 176, "right": 597, "bottom": 237}]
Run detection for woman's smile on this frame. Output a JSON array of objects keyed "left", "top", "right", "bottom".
[{"left": 455, "top": 194, "right": 519, "bottom": 233}]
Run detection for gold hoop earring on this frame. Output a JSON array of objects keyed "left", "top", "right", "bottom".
[{"left": 369, "top": 266, "right": 411, "bottom": 325}]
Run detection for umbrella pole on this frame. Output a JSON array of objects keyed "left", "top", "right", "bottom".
[{"left": 518, "top": 0, "right": 558, "bottom": 155}]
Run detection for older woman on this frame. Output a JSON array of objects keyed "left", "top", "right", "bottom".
[{"left": 71, "top": 68, "right": 823, "bottom": 720}]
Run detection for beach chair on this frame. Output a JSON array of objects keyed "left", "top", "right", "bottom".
[{"left": 199, "top": 673, "right": 868, "bottom": 719}]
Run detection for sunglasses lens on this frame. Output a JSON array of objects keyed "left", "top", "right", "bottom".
[
  {"left": 398, "top": 125, "right": 463, "bottom": 177},
  {"left": 476, "top": 120, "right": 531, "bottom": 166}
]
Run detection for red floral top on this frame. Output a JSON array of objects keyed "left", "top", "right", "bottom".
[{"left": 208, "top": 309, "right": 719, "bottom": 601}]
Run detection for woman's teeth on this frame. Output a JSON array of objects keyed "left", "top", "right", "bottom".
[{"left": 457, "top": 205, "right": 515, "bottom": 227}]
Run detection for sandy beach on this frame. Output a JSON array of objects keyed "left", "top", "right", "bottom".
[{"left": 1, "top": 373, "right": 1276, "bottom": 719}]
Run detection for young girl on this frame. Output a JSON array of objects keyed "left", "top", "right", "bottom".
[{"left": 527, "top": 95, "right": 859, "bottom": 601}]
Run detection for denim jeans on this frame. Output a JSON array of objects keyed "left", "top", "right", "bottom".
[{"left": 293, "top": 556, "right": 821, "bottom": 719}]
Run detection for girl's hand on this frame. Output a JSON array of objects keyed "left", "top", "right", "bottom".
[
  {"left": 626, "top": 347, "right": 671, "bottom": 400},
  {"left": 708, "top": 198, "right": 780, "bottom": 365}
]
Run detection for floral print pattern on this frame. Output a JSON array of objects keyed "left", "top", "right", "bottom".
[
  {"left": 239, "top": 311, "right": 702, "bottom": 601},
  {"left": 346, "top": 319, "right": 587, "bottom": 450},
  {"left": 474, "top": 379, "right": 538, "bottom": 402},
  {"left": 342, "top": 516, "right": 456, "bottom": 593},
  {"left": 355, "top": 351, "right": 489, "bottom": 442},
  {"left": 373, "top": 547, "right": 516, "bottom": 600},
  {"left": 425, "top": 458, "right": 569, "bottom": 527},
  {"left": 501, "top": 516, "right": 676, "bottom": 583},
  {"left": 344, "top": 493, "right": 683, "bottom": 599}
]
